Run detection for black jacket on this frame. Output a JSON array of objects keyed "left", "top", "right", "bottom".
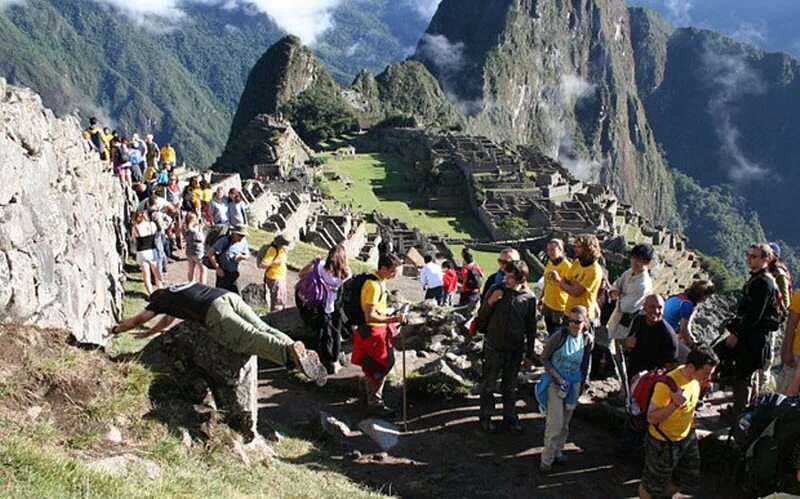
[
  {"left": 733, "top": 267, "right": 781, "bottom": 337},
  {"left": 477, "top": 283, "right": 537, "bottom": 357}
]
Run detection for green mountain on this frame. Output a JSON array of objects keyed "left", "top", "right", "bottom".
[
  {"left": 0, "top": 0, "right": 432, "bottom": 167},
  {"left": 219, "top": 36, "right": 461, "bottom": 159},
  {"left": 629, "top": 7, "right": 800, "bottom": 250},
  {"left": 413, "top": 0, "right": 678, "bottom": 226}
]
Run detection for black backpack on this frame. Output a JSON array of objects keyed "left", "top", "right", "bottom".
[
  {"left": 729, "top": 393, "right": 800, "bottom": 496},
  {"left": 337, "top": 273, "right": 380, "bottom": 328},
  {"left": 464, "top": 265, "right": 483, "bottom": 291}
]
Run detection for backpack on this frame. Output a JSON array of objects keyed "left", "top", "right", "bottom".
[
  {"left": 296, "top": 258, "right": 327, "bottom": 310},
  {"left": 730, "top": 393, "right": 800, "bottom": 496},
  {"left": 255, "top": 245, "right": 272, "bottom": 269},
  {"left": 464, "top": 265, "right": 483, "bottom": 291},
  {"left": 629, "top": 368, "right": 679, "bottom": 439},
  {"left": 200, "top": 225, "right": 232, "bottom": 269},
  {"left": 338, "top": 273, "right": 380, "bottom": 328}
]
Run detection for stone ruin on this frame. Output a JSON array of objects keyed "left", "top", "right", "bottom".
[{"left": 372, "top": 212, "right": 453, "bottom": 275}]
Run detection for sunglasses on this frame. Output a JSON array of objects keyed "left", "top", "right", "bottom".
[
  {"left": 568, "top": 319, "right": 584, "bottom": 325},
  {"left": 498, "top": 258, "right": 511, "bottom": 264}
]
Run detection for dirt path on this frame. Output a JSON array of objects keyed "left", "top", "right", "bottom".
[{"left": 157, "top": 252, "right": 741, "bottom": 498}]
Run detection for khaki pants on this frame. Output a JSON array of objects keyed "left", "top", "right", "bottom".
[
  {"left": 265, "top": 277, "right": 288, "bottom": 312},
  {"left": 542, "top": 383, "right": 575, "bottom": 466},
  {"left": 205, "top": 293, "right": 294, "bottom": 365}
]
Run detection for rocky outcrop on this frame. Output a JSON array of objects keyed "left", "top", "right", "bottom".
[
  {"left": 414, "top": 0, "right": 678, "bottom": 225},
  {"left": 0, "top": 78, "right": 127, "bottom": 346},
  {"left": 214, "top": 114, "right": 312, "bottom": 179},
  {"left": 141, "top": 321, "right": 260, "bottom": 440}
]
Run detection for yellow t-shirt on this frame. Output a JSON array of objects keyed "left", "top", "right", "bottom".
[
  {"left": 143, "top": 165, "right": 159, "bottom": 183},
  {"left": 789, "top": 290, "right": 800, "bottom": 355},
  {"left": 563, "top": 259, "right": 603, "bottom": 319},
  {"left": 360, "top": 273, "right": 387, "bottom": 327},
  {"left": 261, "top": 246, "right": 287, "bottom": 280},
  {"left": 542, "top": 258, "right": 572, "bottom": 312},
  {"left": 161, "top": 146, "right": 176, "bottom": 164},
  {"left": 648, "top": 366, "right": 700, "bottom": 442},
  {"left": 202, "top": 188, "right": 213, "bottom": 203}
]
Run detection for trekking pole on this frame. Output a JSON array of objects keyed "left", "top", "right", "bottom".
[{"left": 397, "top": 304, "right": 410, "bottom": 432}]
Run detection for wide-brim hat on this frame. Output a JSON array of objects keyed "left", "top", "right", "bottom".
[
  {"left": 272, "top": 234, "right": 290, "bottom": 247},
  {"left": 232, "top": 224, "right": 249, "bottom": 236}
]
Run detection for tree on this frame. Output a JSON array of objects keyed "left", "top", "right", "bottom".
[{"left": 498, "top": 216, "right": 528, "bottom": 240}]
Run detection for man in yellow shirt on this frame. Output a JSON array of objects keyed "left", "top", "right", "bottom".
[
  {"left": 549, "top": 234, "right": 603, "bottom": 321},
  {"left": 780, "top": 289, "right": 800, "bottom": 394},
  {"left": 541, "top": 238, "right": 571, "bottom": 333},
  {"left": 639, "top": 345, "right": 719, "bottom": 499},
  {"left": 352, "top": 253, "right": 404, "bottom": 417},
  {"left": 259, "top": 235, "right": 290, "bottom": 312},
  {"left": 161, "top": 143, "right": 176, "bottom": 167}
]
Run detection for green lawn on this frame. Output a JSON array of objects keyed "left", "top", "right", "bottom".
[{"left": 321, "top": 153, "right": 487, "bottom": 240}]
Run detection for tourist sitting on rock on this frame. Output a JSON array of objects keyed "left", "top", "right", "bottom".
[
  {"left": 663, "top": 279, "right": 715, "bottom": 362},
  {"left": 352, "top": 252, "right": 405, "bottom": 417},
  {"left": 477, "top": 260, "right": 537, "bottom": 434},
  {"left": 131, "top": 210, "right": 162, "bottom": 297},
  {"left": 536, "top": 305, "right": 594, "bottom": 473},
  {"left": 109, "top": 281, "right": 327, "bottom": 386},
  {"left": 183, "top": 213, "right": 206, "bottom": 285},
  {"left": 227, "top": 188, "right": 248, "bottom": 226},
  {"left": 210, "top": 187, "right": 229, "bottom": 225},
  {"left": 540, "top": 238, "right": 571, "bottom": 333},
  {"left": 638, "top": 345, "right": 718, "bottom": 499},
  {"left": 208, "top": 223, "right": 249, "bottom": 294},
  {"left": 420, "top": 254, "right": 445, "bottom": 305},
  {"left": 607, "top": 243, "right": 654, "bottom": 353},
  {"left": 549, "top": 234, "right": 603, "bottom": 325},
  {"left": 457, "top": 248, "right": 484, "bottom": 311},
  {"left": 481, "top": 247, "right": 520, "bottom": 300},
  {"left": 441, "top": 260, "right": 458, "bottom": 307},
  {"left": 625, "top": 295, "right": 680, "bottom": 377},
  {"left": 259, "top": 235, "right": 290, "bottom": 312}
]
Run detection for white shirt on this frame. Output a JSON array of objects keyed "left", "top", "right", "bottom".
[
  {"left": 608, "top": 268, "right": 653, "bottom": 340},
  {"left": 420, "top": 262, "right": 444, "bottom": 290},
  {"left": 317, "top": 261, "right": 349, "bottom": 314}
]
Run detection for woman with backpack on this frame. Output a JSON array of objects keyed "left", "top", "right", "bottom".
[
  {"left": 259, "top": 235, "right": 290, "bottom": 312},
  {"left": 298, "top": 245, "right": 351, "bottom": 374},
  {"left": 131, "top": 210, "right": 161, "bottom": 297},
  {"left": 536, "top": 305, "right": 594, "bottom": 474}
]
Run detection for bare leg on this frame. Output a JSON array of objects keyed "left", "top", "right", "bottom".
[
  {"left": 198, "top": 264, "right": 206, "bottom": 285},
  {"left": 141, "top": 263, "right": 153, "bottom": 296},
  {"left": 150, "top": 261, "right": 162, "bottom": 288},
  {"left": 187, "top": 259, "right": 196, "bottom": 282}
]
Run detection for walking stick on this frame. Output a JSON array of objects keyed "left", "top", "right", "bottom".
[{"left": 396, "top": 304, "right": 410, "bottom": 432}]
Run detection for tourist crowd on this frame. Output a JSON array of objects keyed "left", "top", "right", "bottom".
[{"left": 101, "top": 113, "right": 799, "bottom": 494}]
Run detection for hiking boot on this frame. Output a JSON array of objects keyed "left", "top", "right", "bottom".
[
  {"left": 367, "top": 405, "right": 396, "bottom": 418},
  {"left": 539, "top": 462, "right": 552, "bottom": 475},
  {"left": 480, "top": 418, "right": 497, "bottom": 434},
  {"left": 554, "top": 454, "right": 568, "bottom": 465},
  {"left": 287, "top": 342, "right": 327, "bottom": 387}
]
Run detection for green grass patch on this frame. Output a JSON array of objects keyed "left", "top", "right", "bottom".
[{"left": 320, "top": 153, "right": 487, "bottom": 240}]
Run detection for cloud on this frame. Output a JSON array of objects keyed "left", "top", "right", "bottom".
[
  {"left": 561, "top": 74, "right": 596, "bottom": 103},
  {"left": 401, "top": 0, "right": 441, "bottom": 20},
  {"left": 89, "top": 1, "right": 342, "bottom": 43},
  {"left": 732, "top": 21, "right": 767, "bottom": 45},
  {"left": 0, "top": 0, "right": 25, "bottom": 9},
  {"left": 701, "top": 41, "right": 768, "bottom": 182},
  {"left": 664, "top": 0, "right": 693, "bottom": 25},
  {"left": 417, "top": 33, "right": 465, "bottom": 73},
  {"left": 345, "top": 42, "right": 360, "bottom": 57}
]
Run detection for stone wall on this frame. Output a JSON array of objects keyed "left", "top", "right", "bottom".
[{"left": 0, "top": 78, "right": 128, "bottom": 346}]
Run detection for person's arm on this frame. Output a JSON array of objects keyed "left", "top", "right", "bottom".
[
  {"left": 112, "top": 310, "right": 157, "bottom": 334},
  {"left": 540, "top": 332, "right": 565, "bottom": 383},
  {"left": 663, "top": 325, "right": 680, "bottom": 370},
  {"left": 737, "top": 278, "right": 771, "bottom": 334},
  {"left": 420, "top": 267, "right": 430, "bottom": 290},
  {"left": 558, "top": 278, "right": 586, "bottom": 297},
  {"left": 648, "top": 385, "right": 686, "bottom": 425},
  {"left": 524, "top": 297, "right": 538, "bottom": 361},
  {"left": 580, "top": 333, "right": 594, "bottom": 383},
  {"left": 364, "top": 304, "right": 403, "bottom": 325},
  {"left": 136, "top": 315, "right": 176, "bottom": 339},
  {"left": 209, "top": 239, "right": 225, "bottom": 275}
]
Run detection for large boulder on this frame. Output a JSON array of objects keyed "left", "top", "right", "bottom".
[
  {"left": 140, "top": 321, "right": 259, "bottom": 440},
  {"left": 0, "top": 78, "right": 129, "bottom": 346}
]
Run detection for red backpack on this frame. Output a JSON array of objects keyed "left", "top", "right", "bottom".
[{"left": 629, "top": 368, "right": 679, "bottom": 440}]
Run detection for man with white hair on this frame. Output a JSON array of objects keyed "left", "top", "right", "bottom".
[
  {"left": 482, "top": 247, "right": 521, "bottom": 299},
  {"left": 145, "top": 133, "right": 160, "bottom": 169}
]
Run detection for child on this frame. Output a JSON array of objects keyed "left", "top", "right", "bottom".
[
  {"left": 183, "top": 213, "right": 206, "bottom": 284},
  {"left": 442, "top": 260, "right": 459, "bottom": 307}
]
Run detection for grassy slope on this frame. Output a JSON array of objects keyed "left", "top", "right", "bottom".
[
  {"left": 320, "top": 152, "right": 499, "bottom": 272},
  {"left": 0, "top": 262, "right": 385, "bottom": 498}
]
